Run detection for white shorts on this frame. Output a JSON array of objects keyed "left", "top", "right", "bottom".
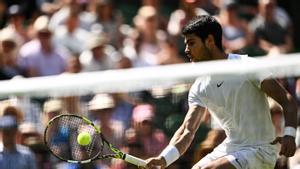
[{"left": 193, "top": 144, "right": 277, "bottom": 169}]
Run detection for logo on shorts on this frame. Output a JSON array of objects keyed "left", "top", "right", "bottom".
[
  {"left": 217, "top": 81, "right": 224, "bottom": 88},
  {"left": 235, "top": 158, "right": 242, "bottom": 168}
]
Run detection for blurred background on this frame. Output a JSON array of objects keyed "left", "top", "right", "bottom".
[{"left": 0, "top": 0, "right": 300, "bottom": 168}]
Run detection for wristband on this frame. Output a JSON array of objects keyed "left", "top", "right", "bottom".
[
  {"left": 159, "top": 145, "right": 180, "bottom": 167},
  {"left": 284, "top": 126, "right": 296, "bottom": 137}
]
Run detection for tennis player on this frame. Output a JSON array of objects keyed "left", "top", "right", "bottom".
[{"left": 144, "top": 15, "right": 298, "bottom": 169}]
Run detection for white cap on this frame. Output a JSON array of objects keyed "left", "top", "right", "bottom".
[
  {"left": 33, "top": 15, "right": 52, "bottom": 32},
  {"left": 88, "top": 93, "right": 115, "bottom": 110},
  {"left": 43, "top": 99, "right": 63, "bottom": 113},
  {"left": 0, "top": 29, "right": 16, "bottom": 42},
  {"left": 87, "top": 36, "right": 107, "bottom": 50}
]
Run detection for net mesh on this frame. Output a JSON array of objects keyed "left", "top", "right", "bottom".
[
  {"left": 0, "top": 53, "right": 299, "bottom": 134},
  {"left": 0, "top": 53, "right": 299, "bottom": 97},
  {"left": 1, "top": 53, "right": 300, "bottom": 162},
  {"left": 44, "top": 115, "right": 103, "bottom": 162}
]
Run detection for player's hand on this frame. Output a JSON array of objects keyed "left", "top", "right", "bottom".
[
  {"left": 271, "top": 136, "right": 296, "bottom": 157},
  {"left": 143, "top": 156, "right": 166, "bottom": 169}
]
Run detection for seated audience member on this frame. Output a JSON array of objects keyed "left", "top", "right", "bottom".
[
  {"left": 88, "top": 93, "right": 125, "bottom": 168},
  {"left": 18, "top": 15, "right": 67, "bottom": 77},
  {"left": 131, "top": 103, "right": 168, "bottom": 157},
  {"left": 0, "top": 115, "right": 37, "bottom": 169}
]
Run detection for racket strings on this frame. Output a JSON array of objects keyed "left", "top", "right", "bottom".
[{"left": 45, "top": 115, "right": 104, "bottom": 161}]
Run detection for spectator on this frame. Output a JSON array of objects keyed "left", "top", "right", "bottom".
[
  {"left": 53, "top": 10, "right": 92, "bottom": 54},
  {"left": 18, "top": 15, "right": 67, "bottom": 77},
  {"left": 0, "top": 104, "right": 24, "bottom": 124},
  {"left": 42, "top": 98, "right": 64, "bottom": 126},
  {"left": 114, "top": 55, "right": 133, "bottom": 69},
  {"left": 88, "top": 93, "right": 125, "bottom": 167},
  {"left": 167, "top": 0, "right": 209, "bottom": 38},
  {"left": 110, "top": 93, "right": 134, "bottom": 129},
  {"left": 131, "top": 103, "right": 168, "bottom": 157},
  {"left": 250, "top": 0, "right": 294, "bottom": 54},
  {"left": 218, "top": 2, "right": 248, "bottom": 53},
  {"left": 65, "top": 52, "right": 82, "bottom": 73},
  {"left": 49, "top": 0, "right": 93, "bottom": 31},
  {"left": 80, "top": 35, "right": 117, "bottom": 71},
  {"left": 231, "top": 1, "right": 268, "bottom": 56},
  {"left": 167, "top": 0, "right": 211, "bottom": 56},
  {"left": 42, "top": 99, "right": 65, "bottom": 143},
  {"left": 44, "top": 96, "right": 84, "bottom": 119},
  {"left": 42, "top": 98, "right": 90, "bottom": 169},
  {"left": 1, "top": 4, "right": 28, "bottom": 45},
  {"left": 129, "top": 5, "right": 165, "bottom": 67},
  {"left": 141, "top": 0, "right": 168, "bottom": 30},
  {"left": 39, "top": 0, "right": 62, "bottom": 16},
  {"left": 19, "top": 122, "right": 50, "bottom": 169},
  {"left": 0, "top": 28, "right": 23, "bottom": 79},
  {"left": 111, "top": 128, "right": 146, "bottom": 169},
  {"left": 91, "top": 0, "right": 124, "bottom": 49},
  {"left": 19, "top": 122, "right": 42, "bottom": 149},
  {"left": 0, "top": 110, "right": 37, "bottom": 169},
  {"left": 62, "top": 52, "right": 87, "bottom": 115},
  {"left": 88, "top": 93, "right": 125, "bottom": 146},
  {"left": 156, "top": 36, "right": 185, "bottom": 65}
]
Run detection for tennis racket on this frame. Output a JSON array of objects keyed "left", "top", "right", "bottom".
[{"left": 44, "top": 114, "right": 146, "bottom": 167}]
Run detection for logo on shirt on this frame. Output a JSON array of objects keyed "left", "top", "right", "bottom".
[{"left": 217, "top": 81, "right": 224, "bottom": 88}]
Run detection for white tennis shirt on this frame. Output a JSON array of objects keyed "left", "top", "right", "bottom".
[{"left": 189, "top": 54, "right": 275, "bottom": 151}]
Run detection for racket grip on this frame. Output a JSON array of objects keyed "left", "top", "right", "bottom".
[{"left": 124, "top": 154, "right": 147, "bottom": 167}]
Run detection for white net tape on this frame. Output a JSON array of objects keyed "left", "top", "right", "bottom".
[{"left": 0, "top": 53, "right": 299, "bottom": 97}]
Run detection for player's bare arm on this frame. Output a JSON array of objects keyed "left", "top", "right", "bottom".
[
  {"left": 170, "top": 105, "right": 205, "bottom": 153},
  {"left": 144, "top": 105, "right": 205, "bottom": 169},
  {"left": 261, "top": 79, "right": 298, "bottom": 157}
]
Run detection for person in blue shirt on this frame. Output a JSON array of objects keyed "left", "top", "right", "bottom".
[{"left": 0, "top": 115, "right": 37, "bottom": 169}]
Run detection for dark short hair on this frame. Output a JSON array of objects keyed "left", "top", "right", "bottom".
[{"left": 182, "top": 15, "right": 223, "bottom": 51}]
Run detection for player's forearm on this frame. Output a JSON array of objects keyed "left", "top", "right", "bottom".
[
  {"left": 261, "top": 79, "right": 298, "bottom": 129},
  {"left": 158, "top": 124, "right": 192, "bottom": 167},
  {"left": 159, "top": 106, "right": 203, "bottom": 167},
  {"left": 282, "top": 94, "right": 298, "bottom": 128},
  {"left": 169, "top": 125, "right": 185, "bottom": 146},
  {"left": 169, "top": 124, "right": 196, "bottom": 155},
  {"left": 169, "top": 106, "right": 203, "bottom": 154}
]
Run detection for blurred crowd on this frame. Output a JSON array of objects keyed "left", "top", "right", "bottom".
[{"left": 0, "top": 0, "right": 300, "bottom": 168}]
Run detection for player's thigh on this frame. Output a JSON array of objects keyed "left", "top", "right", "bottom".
[
  {"left": 192, "top": 157, "right": 236, "bottom": 169},
  {"left": 193, "top": 145, "right": 276, "bottom": 169}
]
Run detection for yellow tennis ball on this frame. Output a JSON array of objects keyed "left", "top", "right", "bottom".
[{"left": 77, "top": 132, "right": 91, "bottom": 146}]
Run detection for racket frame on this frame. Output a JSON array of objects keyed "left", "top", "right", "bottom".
[{"left": 44, "top": 114, "right": 146, "bottom": 167}]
